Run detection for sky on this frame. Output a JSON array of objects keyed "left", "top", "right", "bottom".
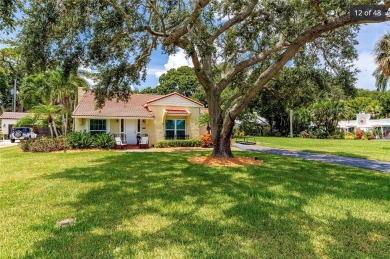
[{"left": 1, "top": 21, "right": 390, "bottom": 91}]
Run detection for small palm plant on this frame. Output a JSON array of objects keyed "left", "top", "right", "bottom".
[{"left": 198, "top": 113, "right": 211, "bottom": 134}]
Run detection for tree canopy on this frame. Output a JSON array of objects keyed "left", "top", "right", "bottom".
[{"left": 16, "top": 0, "right": 390, "bottom": 157}]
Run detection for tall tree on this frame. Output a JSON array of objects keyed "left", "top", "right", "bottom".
[
  {"left": 19, "top": 69, "right": 88, "bottom": 136},
  {"left": 247, "top": 66, "right": 356, "bottom": 136},
  {"left": 19, "top": 0, "right": 390, "bottom": 157},
  {"left": 0, "top": 47, "right": 27, "bottom": 112},
  {"left": 374, "top": 33, "right": 390, "bottom": 91},
  {"left": 0, "top": 0, "right": 18, "bottom": 31}
]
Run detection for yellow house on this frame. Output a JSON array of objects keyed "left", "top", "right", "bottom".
[{"left": 72, "top": 89, "right": 207, "bottom": 146}]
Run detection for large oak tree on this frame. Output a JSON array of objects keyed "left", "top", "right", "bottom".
[{"left": 18, "top": 0, "right": 390, "bottom": 157}]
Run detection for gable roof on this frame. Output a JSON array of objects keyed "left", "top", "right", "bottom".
[
  {"left": 72, "top": 92, "right": 164, "bottom": 118},
  {"left": 73, "top": 91, "right": 204, "bottom": 118},
  {"left": 145, "top": 92, "right": 204, "bottom": 107},
  {"left": 0, "top": 112, "right": 32, "bottom": 120}
]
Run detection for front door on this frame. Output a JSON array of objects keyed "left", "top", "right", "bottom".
[{"left": 125, "top": 120, "right": 137, "bottom": 144}]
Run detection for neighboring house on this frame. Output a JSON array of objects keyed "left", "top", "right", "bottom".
[
  {"left": 72, "top": 88, "right": 208, "bottom": 146},
  {"left": 338, "top": 113, "right": 390, "bottom": 138},
  {"left": 0, "top": 112, "right": 32, "bottom": 138}
]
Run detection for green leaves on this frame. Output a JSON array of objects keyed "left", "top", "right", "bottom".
[{"left": 373, "top": 33, "right": 390, "bottom": 91}]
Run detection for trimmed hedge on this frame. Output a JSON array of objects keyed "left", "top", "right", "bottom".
[
  {"left": 20, "top": 137, "right": 70, "bottom": 152},
  {"left": 155, "top": 139, "right": 201, "bottom": 148}
]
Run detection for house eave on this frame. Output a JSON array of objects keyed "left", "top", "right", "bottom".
[{"left": 72, "top": 115, "right": 155, "bottom": 120}]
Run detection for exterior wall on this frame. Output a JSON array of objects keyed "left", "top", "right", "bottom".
[
  {"left": 1, "top": 119, "right": 18, "bottom": 135},
  {"left": 110, "top": 119, "right": 120, "bottom": 134},
  {"left": 74, "top": 118, "right": 88, "bottom": 132},
  {"left": 147, "top": 105, "right": 206, "bottom": 146},
  {"left": 72, "top": 105, "right": 208, "bottom": 146},
  {"left": 141, "top": 119, "right": 156, "bottom": 146}
]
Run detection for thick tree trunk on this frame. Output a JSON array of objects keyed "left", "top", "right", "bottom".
[{"left": 206, "top": 90, "right": 234, "bottom": 157}]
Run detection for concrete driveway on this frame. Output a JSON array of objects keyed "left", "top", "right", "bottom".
[{"left": 0, "top": 140, "right": 18, "bottom": 148}]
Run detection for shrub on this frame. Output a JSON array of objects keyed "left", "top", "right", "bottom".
[
  {"left": 233, "top": 130, "right": 245, "bottom": 138},
  {"left": 200, "top": 133, "right": 213, "bottom": 147},
  {"left": 20, "top": 137, "right": 69, "bottom": 152},
  {"left": 94, "top": 133, "right": 115, "bottom": 149},
  {"left": 372, "top": 127, "right": 383, "bottom": 138},
  {"left": 344, "top": 132, "right": 355, "bottom": 140},
  {"left": 19, "top": 139, "right": 32, "bottom": 152},
  {"left": 355, "top": 130, "right": 364, "bottom": 140},
  {"left": 155, "top": 139, "right": 201, "bottom": 148},
  {"left": 67, "top": 131, "right": 94, "bottom": 148},
  {"left": 299, "top": 131, "right": 310, "bottom": 138},
  {"left": 364, "top": 132, "right": 375, "bottom": 140}
]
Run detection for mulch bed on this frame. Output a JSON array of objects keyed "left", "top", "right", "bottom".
[{"left": 188, "top": 156, "right": 263, "bottom": 167}]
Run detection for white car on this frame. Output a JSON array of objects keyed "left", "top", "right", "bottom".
[{"left": 10, "top": 127, "right": 37, "bottom": 143}]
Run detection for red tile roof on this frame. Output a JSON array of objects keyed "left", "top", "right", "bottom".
[
  {"left": 165, "top": 109, "right": 189, "bottom": 115},
  {"left": 72, "top": 92, "right": 164, "bottom": 118},
  {"left": 0, "top": 112, "right": 32, "bottom": 119}
]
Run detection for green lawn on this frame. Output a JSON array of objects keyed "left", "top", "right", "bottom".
[
  {"left": 249, "top": 137, "right": 390, "bottom": 162},
  {"left": 0, "top": 146, "right": 389, "bottom": 258}
]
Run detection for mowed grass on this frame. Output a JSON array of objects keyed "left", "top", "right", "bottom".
[
  {"left": 0, "top": 146, "right": 389, "bottom": 258},
  {"left": 251, "top": 137, "right": 390, "bottom": 162}
]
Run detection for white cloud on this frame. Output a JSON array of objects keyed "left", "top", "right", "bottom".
[
  {"left": 354, "top": 51, "right": 377, "bottom": 90},
  {"left": 152, "top": 49, "right": 193, "bottom": 78}
]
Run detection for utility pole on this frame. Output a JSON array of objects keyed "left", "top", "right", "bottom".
[
  {"left": 13, "top": 79, "right": 16, "bottom": 112},
  {"left": 289, "top": 109, "right": 293, "bottom": 138}
]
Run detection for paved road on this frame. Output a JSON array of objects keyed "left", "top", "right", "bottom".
[{"left": 233, "top": 143, "right": 390, "bottom": 173}]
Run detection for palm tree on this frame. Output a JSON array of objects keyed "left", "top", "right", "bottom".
[
  {"left": 373, "top": 33, "right": 390, "bottom": 91},
  {"left": 19, "top": 69, "right": 88, "bottom": 136},
  {"left": 198, "top": 113, "right": 211, "bottom": 134},
  {"left": 32, "top": 104, "right": 62, "bottom": 138},
  {"left": 44, "top": 70, "right": 88, "bottom": 135}
]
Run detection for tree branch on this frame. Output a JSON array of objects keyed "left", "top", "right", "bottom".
[
  {"left": 210, "top": 0, "right": 258, "bottom": 43},
  {"left": 162, "top": 0, "right": 211, "bottom": 46},
  {"left": 312, "top": 40, "right": 340, "bottom": 73},
  {"left": 226, "top": 11, "right": 390, "bottom": 121},
  {"left": 102, "top": 0, "right": 166, "bottom": 37},
  {"left": 217, "top": 34, "right": 286, "bottom": 91},
  {"left": 190, "top": 46, "right": 214, "bottom": 91},
  {"left": 312, "top": 0, "right": 328, "bottom": 23}
]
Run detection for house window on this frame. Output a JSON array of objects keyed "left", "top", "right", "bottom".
[
  {"left": 90, "top": 119, "right": 106, "bottom": 134},
  {"left": 165, "top": 119, "right": 185, "bottom": 139}
]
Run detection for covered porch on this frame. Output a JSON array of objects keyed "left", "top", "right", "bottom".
[{"left": 74, "top": 117, "right": 152, "bottom": 147}]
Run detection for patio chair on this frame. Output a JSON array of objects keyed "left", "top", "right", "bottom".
[
  {"left": 115, "top": 137, "right": 127, "bottom": 150},
  {"left": 139, "top": 136, "right": 149, "bottom": 149}
]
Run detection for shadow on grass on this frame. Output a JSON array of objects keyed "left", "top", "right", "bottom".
[{"left": 24, "top": 152, "right": 390, "bottom": 258}]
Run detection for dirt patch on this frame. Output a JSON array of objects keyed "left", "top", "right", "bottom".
[{"left": 188, "top": 156, "right": 263, "bottom": 167}]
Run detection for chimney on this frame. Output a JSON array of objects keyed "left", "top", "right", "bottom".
[{"left": 77, "top": 87, "right": 86, "bottom": 105}]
